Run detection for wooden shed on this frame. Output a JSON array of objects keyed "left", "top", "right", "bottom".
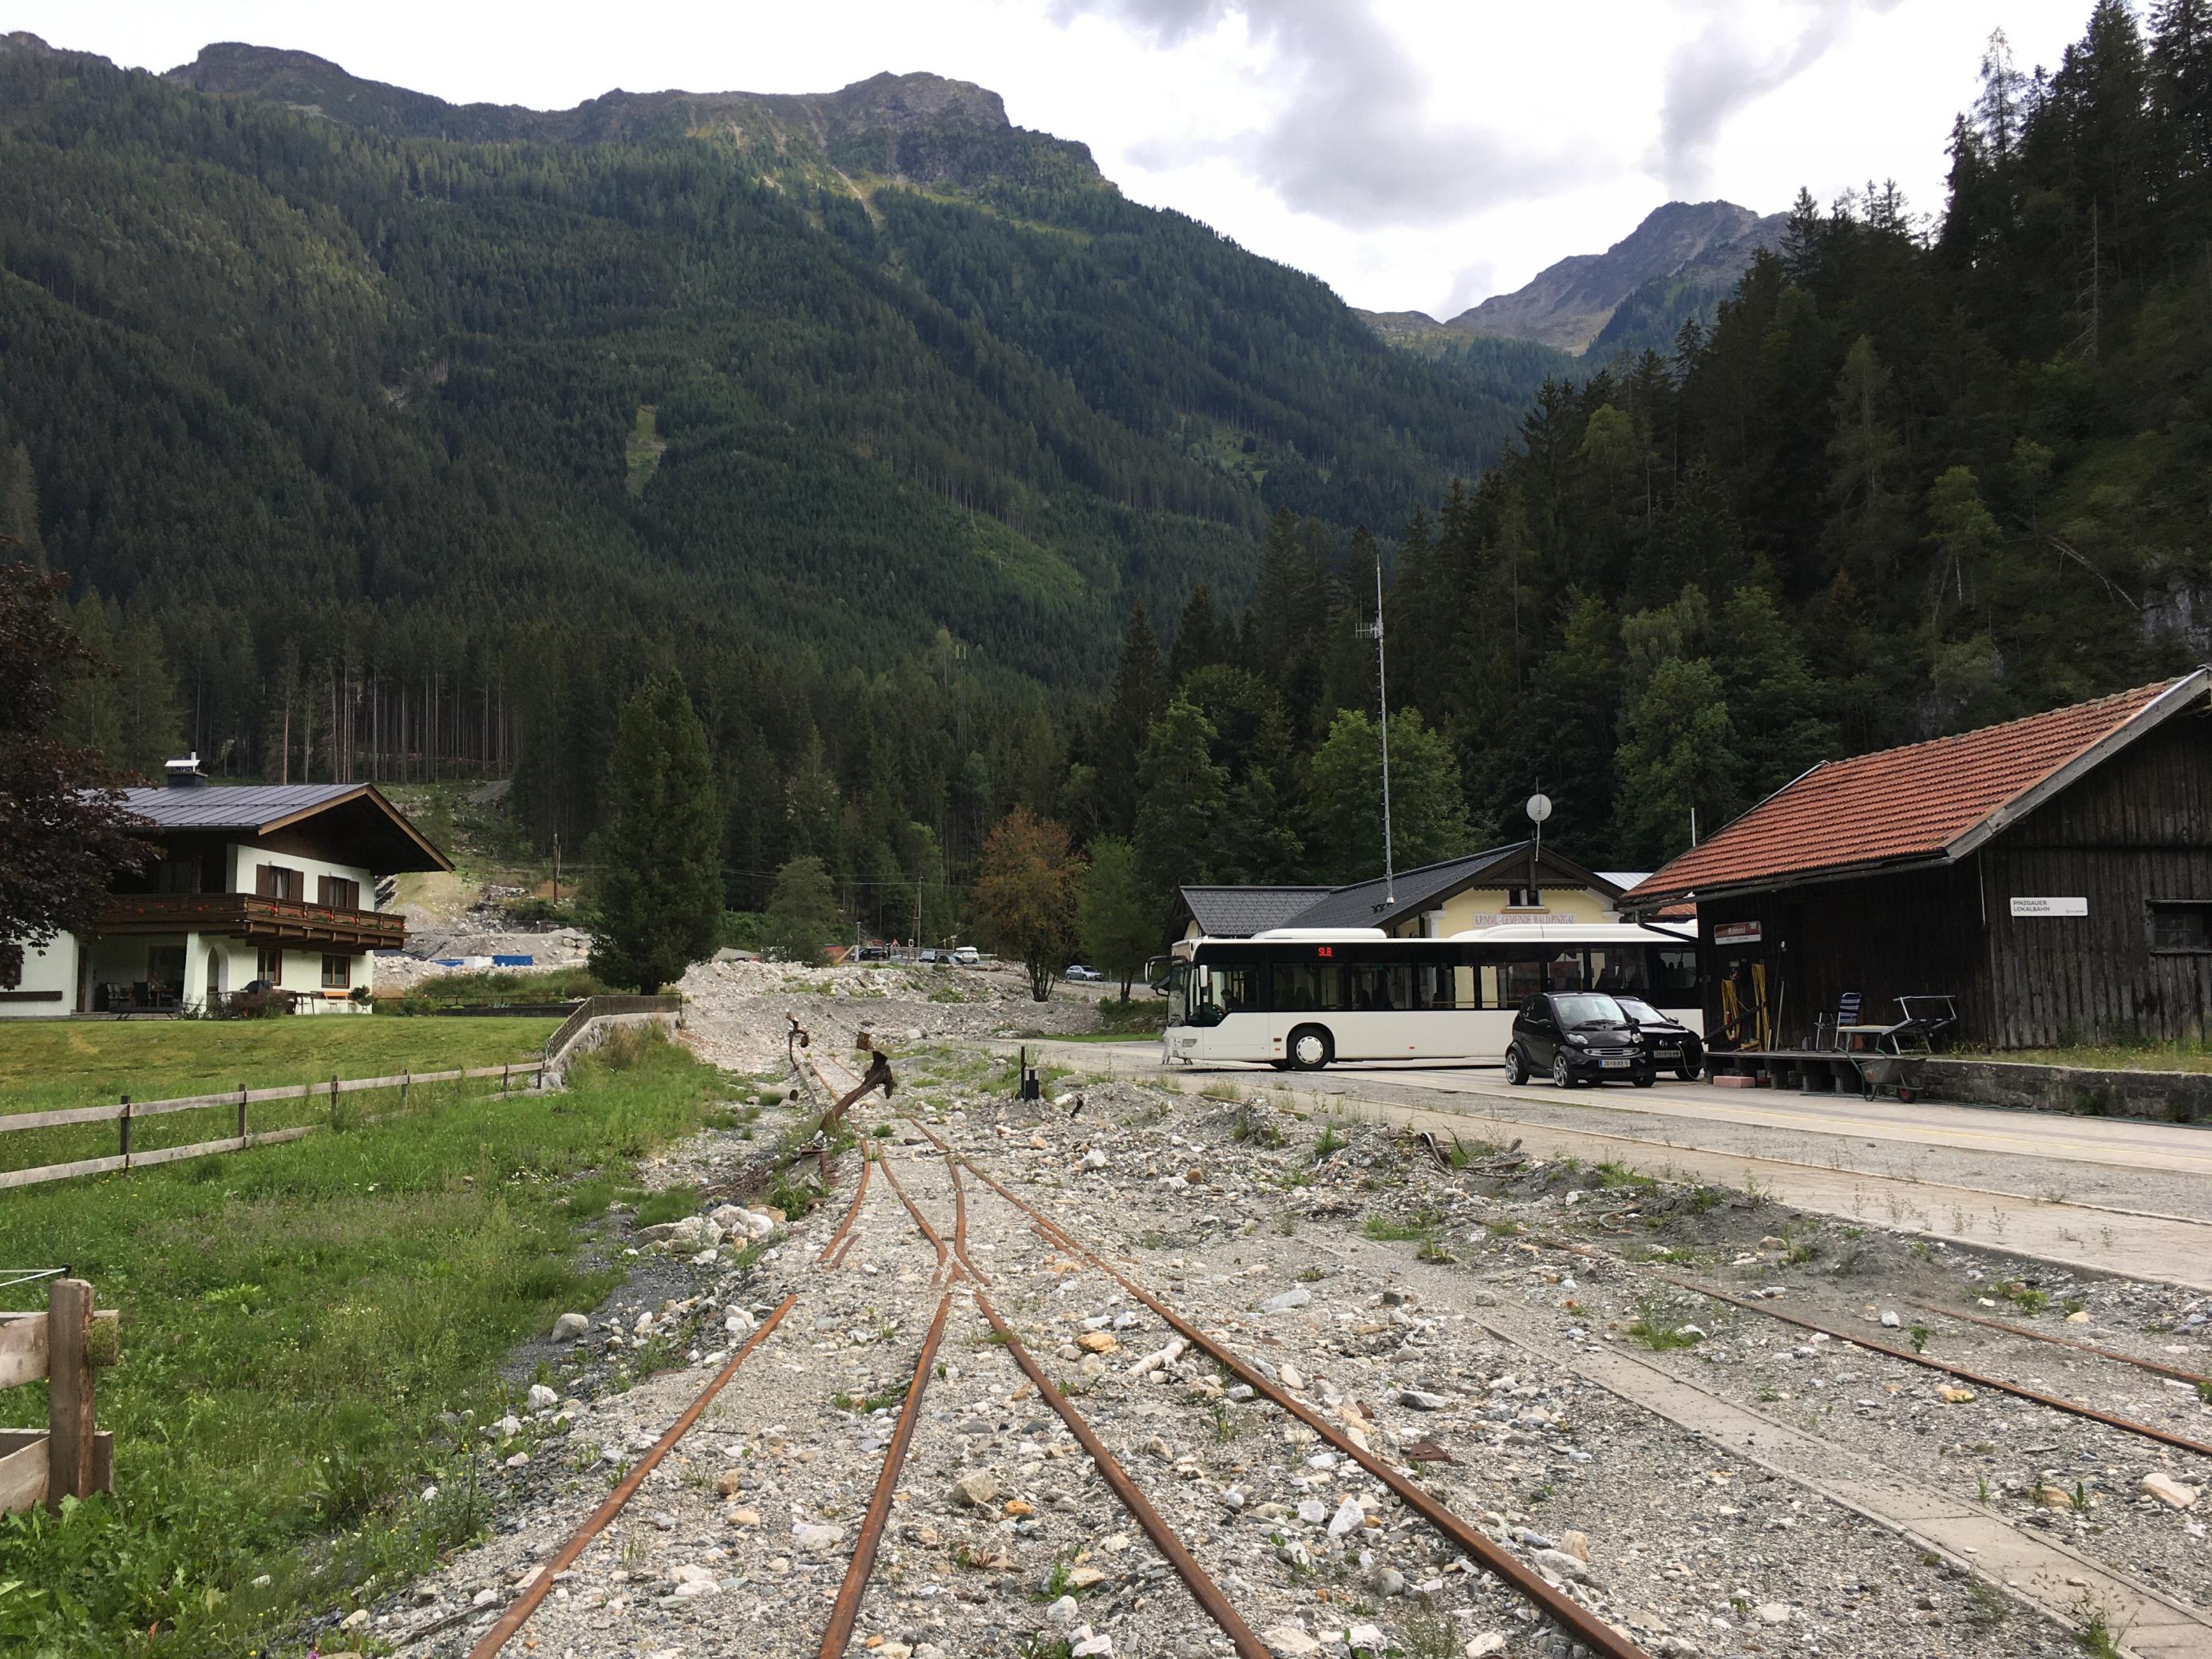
[{"left": 1620, "top": 671, "right": 2212, "bottom": 1051}]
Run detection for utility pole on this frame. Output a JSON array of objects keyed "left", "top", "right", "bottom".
[{"left": 1363, "top": 558, "right": 1395, "bottom": 906}]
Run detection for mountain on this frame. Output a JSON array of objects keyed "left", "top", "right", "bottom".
[{"left": 1357, "top": 200, "right": 1784, "bottom": 357}]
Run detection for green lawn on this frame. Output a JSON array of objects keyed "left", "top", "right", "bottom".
[
  {"left": 0, "top": 1026, "right": 730, "bottom": 1658},
  {"left": 0, "top": 1016, "right": 562, "bottom": 1178},
  {"left": 0, "top": 1016, "right": 560, "bottom": 1114}
]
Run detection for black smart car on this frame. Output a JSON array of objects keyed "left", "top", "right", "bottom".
[
  {"left": 1613, "top": 993, "right": 1704, "bottom": 1079},
  {"left": 1503, "top": 992, "right": 1656, "bottom": 1089}
]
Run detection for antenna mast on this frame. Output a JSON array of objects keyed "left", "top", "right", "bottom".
[{"left": 1367, "top": 556, "right": 1395, "bottom": 905}]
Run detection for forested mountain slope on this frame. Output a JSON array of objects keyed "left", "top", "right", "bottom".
[{"left": 0, "top": 34, "right": 1549, "bottom": 806}]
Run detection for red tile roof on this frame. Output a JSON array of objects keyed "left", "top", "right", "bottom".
[{"left": 1626, "top": 675, "right": 2206, "bottom": 905}]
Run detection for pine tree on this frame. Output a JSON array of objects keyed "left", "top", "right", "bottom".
[
  {"left": 588, "top": 676, "right": 723, "bottom": 993},
  {"left": 1133, "top": 699, "right": 1229, "bottom": 892},
  {"left": 1165, "top": 582, "right": 1230, "bottom": 689}
]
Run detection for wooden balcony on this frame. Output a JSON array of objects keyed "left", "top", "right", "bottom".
[{"left": 96, "top": 893, "right": 406, "bottom": 952}]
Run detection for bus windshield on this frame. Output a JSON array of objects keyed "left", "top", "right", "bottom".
[{"left": 1552, "top": 992, "right": 1629, "bottom": 1027}]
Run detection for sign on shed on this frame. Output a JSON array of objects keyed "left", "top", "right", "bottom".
[
  {"left": 1712, "top": 921, "right": 1763, "bottom": 944},
  {"left": 2008, "top": 896, "right": 2088, "bottom": 917}
]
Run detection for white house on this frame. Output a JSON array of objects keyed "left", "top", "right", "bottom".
[{"left": 2, "top": 756, "right": 453, "bottom": 1018}]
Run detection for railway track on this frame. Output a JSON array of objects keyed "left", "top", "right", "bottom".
[{"left": 433, "top": 1035, "right": 2204, "bottom": 1658}]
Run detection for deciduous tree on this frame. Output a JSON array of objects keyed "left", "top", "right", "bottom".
[
  {"left": 970, "top": 807, "right": 1085, "bottom": 1002},
  {"left": 1304, "top": 707, "right": 1470, "bottom": 885},
  {"left": 0, "top": 560, "right": 152, "bottom": 988},
  {"left": 1076, "top": 837, "right": 1158, "bottom": 1000}
]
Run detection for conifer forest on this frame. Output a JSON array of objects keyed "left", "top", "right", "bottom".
[{"left": 6, "top": 2, "right": 2210, "bottom": 918}]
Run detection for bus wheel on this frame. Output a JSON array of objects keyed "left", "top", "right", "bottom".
[
  {"left": 1502, "top": 1046, "right": 1527, "bottom": 1086},
  {"left": 1288, "top": 1025, "right": 1332, "bottom": 1071}
]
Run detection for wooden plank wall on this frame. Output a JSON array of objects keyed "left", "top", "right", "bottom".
[{"left": 1984, "top": 711, "right": 2212, "bottom": 1045}]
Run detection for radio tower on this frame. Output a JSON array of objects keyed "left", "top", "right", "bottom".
[{"left": 1362, "top": 556, "right": 1395, "bottom": 906}]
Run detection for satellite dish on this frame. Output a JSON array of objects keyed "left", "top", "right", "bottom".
[{"left": 1525, "top": 794, "right": 1553, "bottom": 825}]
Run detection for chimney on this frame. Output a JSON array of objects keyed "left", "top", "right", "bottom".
[{"left": 164, "top": 753, "right": 208, "bottom": 789}]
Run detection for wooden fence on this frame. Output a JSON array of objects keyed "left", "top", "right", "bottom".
[
  {"left": 0, "top": 1062, "right": 544, "bottom": 1192},
  {"left": 542, "top": 994, "right": 686, "bottom": 1073},
  {"left": 1, "top": 1279, "right": 118, "bottom": 1514}
]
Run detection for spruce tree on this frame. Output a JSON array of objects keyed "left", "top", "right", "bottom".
[
  {"left": 1076, "top": 837, "right": 1159, "bottom": 1000},
  {"left": 588, "top": 676, "right": 722, "bottom": 993},
  {"left": 765, "top": 854, "right": 841, "bottom": 966}
]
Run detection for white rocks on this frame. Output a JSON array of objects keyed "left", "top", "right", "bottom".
[
  {"left": 1531, "top": 1547, "right": 1594, "bottom": 1584},
  {"left": 1463, "top": 1637, "right": 1507, "bottom": 1657},
  {"left": 1296, "top": 1499, "right": 1329, "bottom": 1526},
  {"left": 726, "top": 1307, "right": 758, "bottom": 1337},
  {"left": 709, "top": 1203, "right": 748, "bottom": 1233},
  {"left": 1279, "top": 1363, "right": 1305, "bottom": 1389},
  {"left": 791, "top": 1522, "right": 843, "bottom": 1550},
  {"left": 552, "top": 1312, "right": 590, "bottom": 1341},
  {"left": 1128, "top": 1337, "right": 1186, "bottom": 1378},
  {"left": 2143, "top": 1471, "right": 2199, "bottom": 1508},
  {"left": 1046, "top": 1594, "right": 1080, "bottom": 1625},
  {"left": 1070, "top": 1636, "right": 1114, "bottom": 1658},
  {"left": 1879, "top": 1310, "right": 1901, "bottom": 1328},
  {"left": 471, "top": 1587, "right": 500, "bottom": 1607},
  {"left": 1328, "top": 1497, "right": 1366, "bottom": 1538},
  {"left": 1397, "top": 1388, "right": 1448, "bottom": 1411},
  {"left": 526, "top": 1384, "right": 558, "bottom": 1412},
  {"left": 1082, "top": 1147, "right": 1110, "bottom": 1171},
  {"left": 493, "top": 1415, "right": 524, "bottom": 1439},
  {"left": 1262, "top": 1625, "right": 1324, "bottom": 1655},
  {"left": 1347, "top": 1625, "right": 1385, "bottom": 1652},
  {"left": 1258, "top": 1285, "right": 1312, "bottom": 1313},
  {"left": 340, "top": 1608, "right": 370, "bottom": 1629},
  {"left": 668, "top": 1562, "right": 722, "bottom": 1598},
  {"left": 1754, "top": 1602, "right": 1792, "bottom": 1625}
]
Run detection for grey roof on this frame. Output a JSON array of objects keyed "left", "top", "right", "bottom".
[
  {"left": 1595, "top": 871, "right": 1652, "bottom": 891},
  {"left": 117, "top": 782, "right": 362, "bottom": 830},
  {"left": 1179, "top": 885, "right": 1331, "bottom": 938},
  {"left": 1282, "top": 844, "right": 1533, "bottom": 930}
]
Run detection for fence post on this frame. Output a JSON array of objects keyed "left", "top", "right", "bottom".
[
  {"left": 46, "top": 1278, "right": 93, "bottom": 1509},
  {"left": 401, "top": 1069, "right": 410, "bottom": 1111},
  {"left": 330, "top": 1073, "right": 339, "bottom": 1127},
  {"left": 117, "top": 1096, "right": 131, "bottom": 1167},
  {"left": 237, "top": 1083, "right": 247, "bottom": 1145}
]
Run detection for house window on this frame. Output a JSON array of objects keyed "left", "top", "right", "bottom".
[
  {"left": 2150, "top": 901, "right": 2212, "bottom": 952},
  {"left": 257, "top": 947, "right": 283, "bottom": 985},
  {"left": 1507, "top": 887, "right": 1544, "bottom": 909},
  {"left": 322, "top": 953, "right": 351, "bottom": 989},
  {"left": 256, "top": 864, "right": 301, "bottom": 901},
  {"left": 317, "top": 875, "right": 361, "bottom": 910}
]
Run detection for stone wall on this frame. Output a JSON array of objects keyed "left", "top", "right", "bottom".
[{"left": 1915, "top": 1057, "right": 2212, "bottom": 1124}]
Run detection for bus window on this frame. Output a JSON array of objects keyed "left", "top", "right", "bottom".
[
  {"left": 1341, "top": 964, "right": 1411, "bottom": 1011},
  {"left": 1545, "top": 952, "right": 1585, "bottom": 992},
  {"left": 1589, "top": 949, "right": 1649, "bottom": 993},
  {"left": 1272, "top": 961, "right": 1337, "bottom": 1012},
  {"left": 1479, "top": 957, "right": 1544, "bottom": 1008},
  {"left": 1652, "top": 948, "right": 1698, "bottom": 1000},
  {"left": 1414, "top": 962, "right": 1467, "bottom": 1010},
  {"left": 1165, "top": 964, "right": 1189, "bottom": 1027},
  {"left": 1193, "top": 964, "right": 1263, "bottom": 1025}
]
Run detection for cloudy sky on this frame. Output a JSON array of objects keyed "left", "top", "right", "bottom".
[{"left": 26, "top": 0, "right": 2095, "bottom": 317}]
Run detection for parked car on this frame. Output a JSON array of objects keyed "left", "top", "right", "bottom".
[
  {"left": 1503, "top": 992, "right": 1656, "bottom": 1089},
  {"left": 855, "top": 944, "right": 890, "bottom": 962},
  {"left": 1613, "top": 994, "right": 1704, "bottom": 1079},
  {"left": 1064, "top": 963, "right": 1103, "bottom": 982},
  {"left": 952, "top": 945, "right": 980, "bottom": 965},
  {"left": 917, "top": 948, "right": 941, "bottom": 964}
]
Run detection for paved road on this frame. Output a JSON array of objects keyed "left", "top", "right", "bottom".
[{"left": 1014, "top": 1039, "right": 2212, "bottom": 1287}]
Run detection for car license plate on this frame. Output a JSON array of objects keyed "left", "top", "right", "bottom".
[
  {"left": 1600, "top": 1058, "right": 1631, "bottom": 1070},
  {"left": 1654, "top": 1046, "right": 1680, "bottom": 1058}
]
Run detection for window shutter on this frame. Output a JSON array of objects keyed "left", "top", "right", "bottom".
[{"left": 256, "top": 864, "right": 275, "bottom": 897}]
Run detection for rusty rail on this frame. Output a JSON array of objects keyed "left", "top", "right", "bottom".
[
  {"left": 969, "top": 1287, "right": 1270, "bottom": 1659},
  {"left": 875, "top": 1150, "right": 953, "bottom": 1281},
  {"left": 818, "top": 1290, "right": 956, "bottom": 1659},
  {"left": 1664, "top": 1277, "right": 2212, "bottom": 1460},
  {"left": 916, "top": 1122, "right": 1653, "bottom": 1659},
  {"left": 1905, "top": 1297, "right": 2212, "bottom": 1389},
  {"left": 468, "top": 1294, "right": 797, "bottom": 1659},
  {"left": 819, "top": 1150, "right": 874, "bottom": 1266}
]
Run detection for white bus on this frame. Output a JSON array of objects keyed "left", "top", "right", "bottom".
[{"left": 1159, "top": 922, "right": 1700, "bottom": 1071}]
